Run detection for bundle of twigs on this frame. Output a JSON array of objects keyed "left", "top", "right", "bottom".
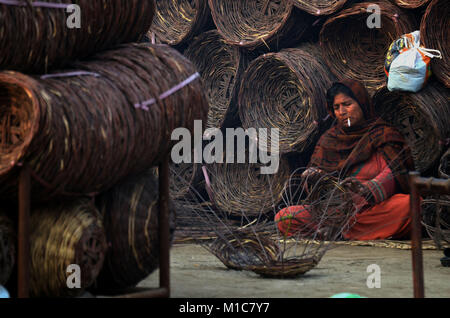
[
  {"left": 30, "top": 199, "right": 107, "bottom": 297},
  {"left": 94, "top": 170, "right": 175, "bottom": 291},
  {"left": 0, "top": 43, "right": 208, "bottom": 201},
  {"left": 291, "top": 0, "right": 348, "bottom": 15},
  {"left": 0, "top": 0, "right": 155, "bottom": 73},
  {"left": 420, "top": 0, "right": 449, "bottom": 88},
  {"left": 373, "top": 81, "right": 450, "bottom": 172},
  {"left": 149, "top": 0, "right": 212, "bottom": 47},
  {"left": 208, "top": 0, "right": 314, "bottom": 51},
  {"left": 238, "top": 44, "right": 335, "bottom": 154},
  {"left": 205, "top": 159, "right": 290, "bottom": 219},
  {"left": 185, "top": 30, "right": 255, "bottom": 129},
  {"left": 394, "top": 0, "right": 431, "bottom": 9},
  {"left": 320, "top": 1, "right": 414, "bottom": 93},
  {"left": 0, "top": 211, "right": 15, "bottom": 285}
]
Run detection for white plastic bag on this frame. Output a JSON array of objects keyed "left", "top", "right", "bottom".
[{"left": 386, "top": 31, "right": 442, "bottom": 93}]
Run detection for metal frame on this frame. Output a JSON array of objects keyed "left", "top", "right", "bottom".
[
  {"left": 409, "top": 171, "right": 450, "bottom": 298},
  {"left": 16, "top": 156, "right": 171, "bottom": 298}
]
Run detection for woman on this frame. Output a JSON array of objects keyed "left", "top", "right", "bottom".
[{"left": 275, "top": 79, "right": 415, "bottom": 240}]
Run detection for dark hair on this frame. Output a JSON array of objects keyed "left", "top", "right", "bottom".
[{"left": 326, "top": 83, "right": 365, "bottom": 118}]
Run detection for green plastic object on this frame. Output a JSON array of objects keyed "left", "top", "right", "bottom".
[{"left": 330, "top": 292, "right": 366, "bottom": 298}]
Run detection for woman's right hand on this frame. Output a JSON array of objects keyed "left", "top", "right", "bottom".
[{"left": 301, "top": 167, "right": 324, "bottom": 194}]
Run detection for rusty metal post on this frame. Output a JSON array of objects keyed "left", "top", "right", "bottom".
[
  {"left": 158, "top": 154, "right": 170, "bottom": 297},
  {"left": 409, "top": 171, "right": 424, "bottom": 298},
  {"left": 18, "top": 165, "right": 31, "bottom": 298}
]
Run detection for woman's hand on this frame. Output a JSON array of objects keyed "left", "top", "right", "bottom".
[
  {"left": 340, "top": 177, "right": 375, "bottom": 207},
  {"left": 301, "top": 167, "right": 324, "bottom": 194}
]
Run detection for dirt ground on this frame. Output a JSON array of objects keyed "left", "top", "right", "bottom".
[{"left": 138, "top": 242, "right": 450, "bottom": 298}]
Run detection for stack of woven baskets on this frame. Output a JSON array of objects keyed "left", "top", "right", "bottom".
[
  {"left": 0, "top": 0, "right": 208, "bottom": 297},
  {"left": 151, "top": 0, "right": 449, "bottom": 249}
]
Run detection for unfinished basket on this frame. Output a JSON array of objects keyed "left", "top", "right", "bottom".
[
  {"left": 421, "top": 0, "right": 449, "bottom": 88},
  {"left": 184, "top": 30, "right": 255, "bottom": 129},
  {"left": 149, "top": 0, "right": 212, "bottom": 47},
  {"left": 94, "top": 170, "right": 175, "bottom": 291},
  {"left": 30, "top": 199, "right": 107, "bottom": 297},
  {"left": 0, "top": 43, "right": 208, "bottom": 201},
  {"left": 238, "top": 44, "right": 335, "bottom": 154},
  {"left": 208, "top": 0, "right": 314, "bottom": 51},
  {"left": 0, "top": 211, "right": 15, "bottom": 285},
  {"left": 373, "top": 81, "right": 450, "bottom": 172},
  {"left": 291, "top": 0, "right": 348, "bottom": 15},
  {"left": 320, "top": 1, "right": 414, "bottom": 94},
  {"left": 208, "top": 227, "right": 323, "bottom": 278},
  {"left": 0, "top": 0, "right": 155, "bottom": 73}
]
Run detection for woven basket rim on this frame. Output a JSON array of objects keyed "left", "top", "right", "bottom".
[
  {"left": 208, "top": 0, "right": 295, "bottom": 48},
  {"left": 0, "top": 71, "right": 40, "bottom": 176}
]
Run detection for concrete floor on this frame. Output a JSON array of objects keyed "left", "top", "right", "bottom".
[{"left": 139, "top": 242, "right": 450, "bottom": 298}]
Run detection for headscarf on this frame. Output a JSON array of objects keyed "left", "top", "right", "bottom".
[{"left": 309, "top": 79, "right": 414, "bottom": 193}]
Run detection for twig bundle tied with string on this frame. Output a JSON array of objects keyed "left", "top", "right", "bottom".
[
  {"left": 420, "top": 0, "right": 449, "bottom": 88},
  {"left": 373, "top": 81, "right": 450, "bottom": 172},
  {"left": 238, "top": 45, "right": 335, "bottom": 154},
  {"left": 0, "top": 211, "right": 15, "bottom": 285},
  {"left": 205, "top": 159, "right": 290, "bottom": 219},
  {"left": 149, "top": 0, "right": 212, "bottom": 47},
  {"left": 0, "top": 0, "right": 155, "bottom": 73},
  {"left": 94, "top": 170, "right": 176, "bottom": 291},
  {"left": 291, "top": 0, "right": 348, "bottom": 16},
  {"left": 0, "top": 43, "right": 208, "bottom": 201},
  {"left": 30, "top": 199, "right": 107, "bottom": 297},
  {"left": 185, "top": 30, "right": 255, "bottom": 129},
  {"left": 208, "top": 0, "right": 314, "bottom": 51},
  {"left": 320, "top": 1, "right": 414, "bottom": 94},
  {"left": 394, "top": 0, "right": 431, "bottom": 8}
]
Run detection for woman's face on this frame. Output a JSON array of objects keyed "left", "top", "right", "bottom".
[{"left": 332, "top": 93, "right": 365, "bottom": 128}]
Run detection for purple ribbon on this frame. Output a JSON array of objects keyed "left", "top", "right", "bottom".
[
  {"left": 0, "top": 0, "right": 73, "bottom": 9},
  {"left": 135, "top": 72, "right": 200, "bottom": 111},
  {"left": 41, "top": 71, "right": 101, "bottom": 80}
]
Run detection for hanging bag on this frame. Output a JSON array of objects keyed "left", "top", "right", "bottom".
[{"left": 385, "top": 30, "right": 442, "bottom": 92}]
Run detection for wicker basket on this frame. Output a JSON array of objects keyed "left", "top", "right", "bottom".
[
  {"left": 0, "top": 211, "right": 15, "bottom": 285},
  {"left": 0, "top": 43, "right": 208, "bottom": 201},
  {"left": 208, "top": 227, "right": 323, "bottom": 278},
  {"left": 0, "top": 0, "right": 155, "bottom": 73},
  {"left": 205, "top": 157, "right": 290, "bottom": 219},
  {"left": 30, "top": 199, "right": 107, "bottom": 297},
  {"left": 422, "top": 196, "right": 450, "bottom": 248},
  {"left": 149, "top": 0, "right": 212, "bottom": 47},
  {"left": 291, "top": 0, "right": 348, "bottom": 15},
  {"left": 439, "top": 148, "right": 450, "bottom": 179},
  {"left": 420, "top": 0, "right": 449, "bottom": 88},
  {"left": 238, "top": 44, "right": 335, "bottom": 154},
  {"left": 373, "top": 81, "right": 450, "bottom": 173},
  {"left": 208, "top": 0, "right": 314, "bottom": 51},
  {"left": 394, "top": 0, "right": 431, "bottom": 9},
  {"left": 320, "top": 1, "right": 415, "bottom": 94},
  {"left": 185, "top": 30, "right": 256, "bottom": 129},
  {"left": 94, "top": 170, "right": 176, "bottom": 291}
]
